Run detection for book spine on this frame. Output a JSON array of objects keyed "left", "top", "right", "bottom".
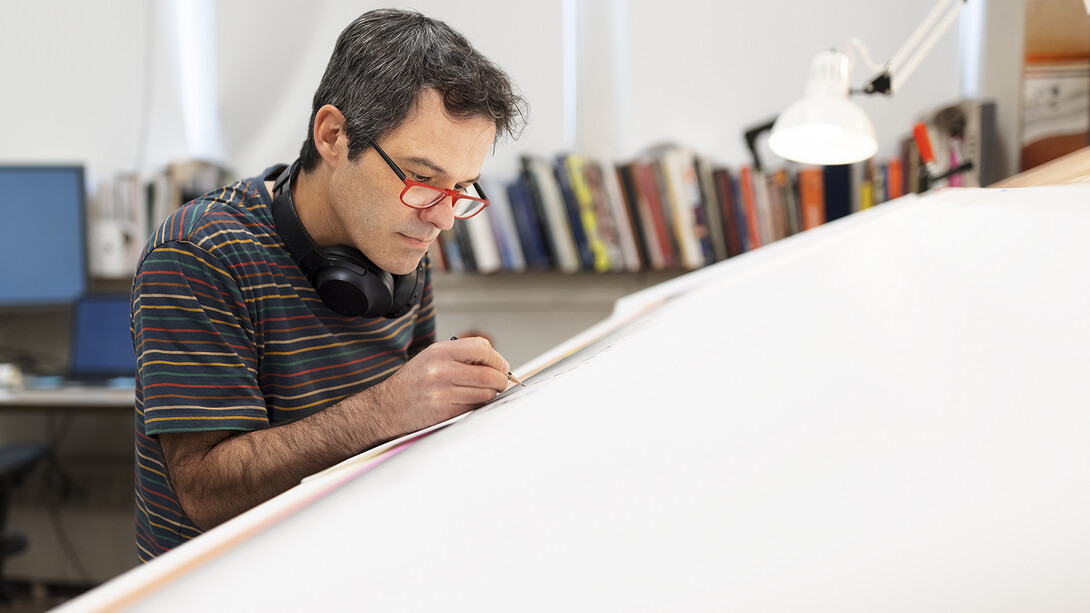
[
  {"left": 738, "top": 166, "right": 763, "bottom": 250},
  {"left": 887, "top": 158, "right": 904, "bottom": 200},
  {"left": 506, "top": 179, "right": 550, "bottom": 270},
  {"left": 616, "top": 163, "right": 655, "bottom": 270},
  {"left": 633, "top": 162, "right": 676, "bottom": 269},
  {"left": 696, "top": 157, "right": 728, "bottom": 262},
  {"left": 798, "top": 167, "right": 825, "bottom": 231},
  {"left": 823, "top": 164, "right": 853, "bottom": 222},
  {"left": 521, "top": 157, "right": 580, "bottom": 273},
  {"left": 713, "top": 168, "right": 742, "bottom": 257},
  {"left": 553, "top": 156, "right": 595, "bottom": 271},
  {"left": 598, "top": 163, "right": 643, "bottom": 272},
  {"left": 480, "top": 178, "right": 526, "bottom": 272},
  {"left": 564, "top": 155, "right": 611, "bottom": 272}
]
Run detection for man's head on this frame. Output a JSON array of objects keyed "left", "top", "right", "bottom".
[
  {"left": 299, "top": 8, "right": 526, "bottom": 172},
  {"left": 297, "top": 9, "right": 526, "bottom": 277}
]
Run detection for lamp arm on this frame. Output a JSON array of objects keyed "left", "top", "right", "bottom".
[{"left": 860, "top": 0, "right": 966, "bottom": 96}]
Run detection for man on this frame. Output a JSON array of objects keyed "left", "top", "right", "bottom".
[{"left": 132, "top": 9, "right": 526, "bottom": 561}]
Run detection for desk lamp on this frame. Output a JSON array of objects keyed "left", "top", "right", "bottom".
[{"left": 768, "top": 0, "right": 967, "bottom": 165}]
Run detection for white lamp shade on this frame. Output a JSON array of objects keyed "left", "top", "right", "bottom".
[{"left": 768, "top": 51, "right": 879, "bottom": 166}]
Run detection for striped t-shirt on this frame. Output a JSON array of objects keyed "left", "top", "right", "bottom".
[{"left": 131, "top": 167, "right": 435, "bottom": 561}]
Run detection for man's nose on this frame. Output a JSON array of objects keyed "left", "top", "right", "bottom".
[{"left": 419, "top": 197, "right": 456, "bottom": 230}]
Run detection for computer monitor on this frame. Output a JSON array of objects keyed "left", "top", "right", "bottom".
[
  {"left": 0, "top": 165, "right": 88, "bottom": 307},
  {"left": 68, "top": 294, "right": 136, "bottom": 384}
]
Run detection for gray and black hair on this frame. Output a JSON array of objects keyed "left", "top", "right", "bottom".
[{"left": 298, "top": 8, "right": 527, "bottom": 171}]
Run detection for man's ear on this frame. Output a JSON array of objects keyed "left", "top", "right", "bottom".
[{"left": 313, "top": 105, "right": 347, "bottom": 167}]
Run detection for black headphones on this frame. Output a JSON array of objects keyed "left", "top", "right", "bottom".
[{"left": 270, "top": 160, "right": 424, "bottom": 318}]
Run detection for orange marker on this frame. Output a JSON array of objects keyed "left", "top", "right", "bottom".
[{"left": 912, "top": 122, "right": 941, "bottom": 181}]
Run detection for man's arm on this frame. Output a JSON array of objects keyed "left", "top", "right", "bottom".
[{"left": 159, "top": 336, "right": 510, "bottom": 530}]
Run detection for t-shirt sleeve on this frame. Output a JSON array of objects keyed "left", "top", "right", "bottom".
[{"left": 133, "top": 240, "right": 269, "bottom": 436}]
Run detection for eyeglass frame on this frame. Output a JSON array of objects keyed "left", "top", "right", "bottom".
[{"left": 364, "top": 136, "right": 490, "bottom": 219}]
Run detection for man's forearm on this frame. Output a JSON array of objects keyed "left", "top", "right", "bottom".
[{"left": 163, "top": 386, "right": 400, "bottom": 530}]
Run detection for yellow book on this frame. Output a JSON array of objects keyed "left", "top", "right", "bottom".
[{"left": 565, "top": 155, "right": 611, "bottom": 272}]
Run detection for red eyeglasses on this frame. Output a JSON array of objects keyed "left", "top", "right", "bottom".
[{"left": 366, "top": 136, "right": 490, "bottom": 219}]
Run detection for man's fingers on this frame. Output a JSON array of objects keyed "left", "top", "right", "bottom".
[
  {"left": 444, "top": 361, "right": 510, "bottom": 393},
  {"left": 446, "top": 336, "right": 510, "bottom": 376}
]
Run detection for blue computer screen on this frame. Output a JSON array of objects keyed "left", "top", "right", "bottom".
[
  {"left": 70, "top": 294, "right": 136, "bottom": 379},
  {"left": 0, "top": 166, "right": 87, "bottom": 306}
]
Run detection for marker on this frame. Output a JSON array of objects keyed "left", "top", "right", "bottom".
[
  {"left": 912, "top": 122, "right": 942, "bottom": 182},
  {"left": 449, "top": 336, "right": 525, "bottom": 387}
]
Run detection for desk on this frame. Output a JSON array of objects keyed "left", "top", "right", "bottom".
[
  {"left": 0, "top": 385, "right": 136, "bottom": 585},
  {"left": 0, "top": 386, "right": 135, "bottom": 413},
  {"left": 55, "top": 185, "right": 1090, "bottom": 612}
]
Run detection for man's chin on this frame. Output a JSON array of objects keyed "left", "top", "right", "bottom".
[{"left": 382, "top": 255, "right": 425, "bottom": 276}]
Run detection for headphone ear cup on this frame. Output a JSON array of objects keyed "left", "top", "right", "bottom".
[
  {"left": 388, "top": 259, "right": 426, "bottom": 318},
  {"left": 314, "top": 247, "right": 395, "bottom": 318}
]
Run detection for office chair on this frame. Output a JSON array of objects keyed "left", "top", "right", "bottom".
[{"left": 0, "top": 442, "right": 47, "bottom": 603}]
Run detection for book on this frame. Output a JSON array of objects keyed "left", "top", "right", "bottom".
[
  {"left": 654, "top": 146, "right": 708, "bottom": 269},
  {"left": 737, "top": 166, "right": 763, "bottom": 250},
  {"left": 553, "top": 156, "right": 596, "bottom": 270},
  {"left": 437, "top": 228, "right": 466, "bottom": 273},
  {"left": 797, "top": 167, "right": 825, "bottom": 231},
  {"left": 506, "top": 177, "right": 551, "bottom": 270},
  {"left": 823, "top": 164, "right": 853, "bottom": 222},
  {"left": 695, "top": 156, "right": 728, "bottom": 263},
  {"left": 630, "top": 161, "right": 676, "bottom": 269},
  {"left": 452, "top": 219, "right": 477, "bottom": 272},
  {"left": 586, "top": 160, "right": 641, "bottom": 272},
  {"left": 713, "top": 168, "right": 743, "bottom": 257},
  {"left": 773, "top": 169, "right": 800, "bottom": 237},
  {"left": 521, "top": 156, "right": 580, "bottom": 273},
  {"left": 858, "top": 161, "right": 874, "bottom": 210},
  {"left": 649, "top": 162, "right": 683, "bottom": 266},
  {"left": 592, "top": 162, "right": 640, "bottom": 269},
  {"left": 478, "top": 178, "right": 526, "bottom": 272},
  {"left": 957, "top": 99, "right": 999, "bottom": 186},
  {"left": 729, "top": 170, "right": 751, "bottom": 252},
  {"left": 462, "top": 200, "right": 501, "bottom": 275},
  {"left": 615, "top": 163, "right": 656, "bottom": 269},
  {"left": 754, "top": 172, "right": 777, "bottom": 244},
  {"left": 563, "top": 155, "right": 611, "bottom": 272},
  {"left": 873, "top": 160, "right": 887, "bottom": 204},
  {"left": 887, "top": 158, "right": 905, "bottom": 200}
]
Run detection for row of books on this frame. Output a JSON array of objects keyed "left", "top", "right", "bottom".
[
  {"left": 89, "top": 160, "right": 230, "bottom": 279},
  {"left": 432, "top": 147, "right": 915, "bottom": 275}
]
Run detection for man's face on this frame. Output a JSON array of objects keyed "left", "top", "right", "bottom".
[{"left": 326, "top": 90, "right": 497, "bottom": 276}]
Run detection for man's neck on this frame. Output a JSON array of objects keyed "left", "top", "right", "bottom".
[{"left": 270, "top": 163, "right": 334, "bottom": 247}]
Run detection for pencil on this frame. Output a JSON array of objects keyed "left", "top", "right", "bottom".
[{"left": 449, "top": 336, "right": 525, "bottom": 387}]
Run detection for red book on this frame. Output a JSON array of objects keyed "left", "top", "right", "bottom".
[
  {"left": 887, "top": 158, "right": 904, "bottom": 200},
  {"left": 798, "top": 168, "right": 826, "bottom": 231},
  {"left": 631, "top": 161, "right": 676, "bottom": 269},
  {"left": 738, "top": 166, "right": 762, "bottom": 249},
  {"left": 714, "top": 169, "right": 742, "bottom": 257}
]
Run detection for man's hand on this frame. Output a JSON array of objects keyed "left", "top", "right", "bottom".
[{"left": 374, "top": 335, "right": 511, "bottom": 433}]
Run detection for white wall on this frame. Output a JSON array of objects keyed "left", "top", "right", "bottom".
[
  {"left": 0, "top": 0, "right": 1025, "bottom": 192},
  {"left": 578, "top": 0, "right": 965, "bottom": 166}
]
